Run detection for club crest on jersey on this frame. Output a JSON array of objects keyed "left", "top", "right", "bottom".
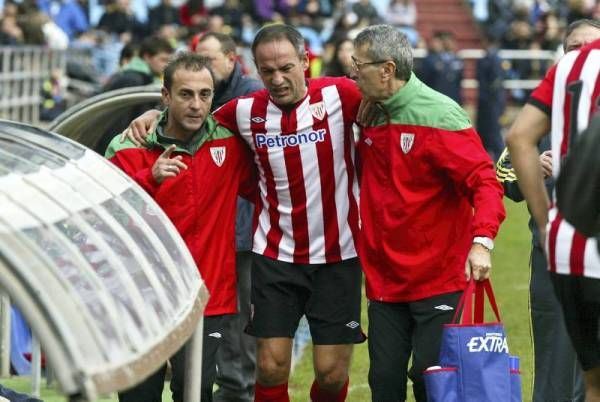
[
  {"left": 210, "top": 146, "right": 226, "bottom": 167},
  {"left": 309, "top": 101, "right": 326, "bottom": 120},
  {"left": 400, "top": 133, "right": 415, "bottom": 154}
]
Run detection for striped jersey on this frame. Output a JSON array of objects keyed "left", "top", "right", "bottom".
[
  {"left": 529, "top": 38, "right": 600, "bottom": 278},
  {"left": 213, "top": 76, "right": 362, "bottom": 264}
]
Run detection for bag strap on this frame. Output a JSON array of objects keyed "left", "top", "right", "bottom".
[
  {"left": 452, "top": 279, "right": 501, "bottom": 324},
  {"left": 452, "top": 279, "right": 475, "bottom": 324},
  {"left": 481, "top": 279, "right": 501, "bottom": 322}
]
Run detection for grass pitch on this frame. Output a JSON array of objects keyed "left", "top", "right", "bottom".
[{"left": 1, "top": 200, "right": 533, "bottom": 402}]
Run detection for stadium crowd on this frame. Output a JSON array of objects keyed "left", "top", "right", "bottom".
[{"left": 0, "top": 0, "right": 598, "bottom": 81}]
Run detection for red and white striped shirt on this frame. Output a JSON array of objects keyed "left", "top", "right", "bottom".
[
  {"left": 529, "top": 38, "right": 600, "bottom": 278},
  {"left": 213, "top": 77, "right": 362, "bottom": 264}
]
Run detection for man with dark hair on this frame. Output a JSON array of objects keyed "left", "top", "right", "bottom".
[
  {"left": 506, "top": 17, "right": 600, "bottom": 399},
  {"left": 418, "top": 30, "right": 464, "bottom": 104},
  {"left": 124, "top": 23, "right": 366, "bottom": 402},
  {"left": 353, "top": 24, "right": 505, "bottom": 402},
  {"left": 102, "top": 36, "right": 174, "bottom": 91},
  {"left": 105, "top": 52, "right": 255, "bottom": 402},
  {"left": 495, "top": 21, "right": 597, "bottom": 402},
  {"left": 562, "top": 18, "right": 600, "bottom": 52},
  {"left": 194, "top": 30, "right": 262, "bottom": 402}
]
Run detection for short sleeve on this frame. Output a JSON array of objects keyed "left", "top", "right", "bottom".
[{"left": 528, "top": 64, "right": 556, "bottom": 116}]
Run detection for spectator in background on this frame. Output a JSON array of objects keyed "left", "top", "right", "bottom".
[
  {"left": 97, "top": 0, "right": 143, "bottom": 41},
  {"left": 118, "top": 41, "right": 137, "bottom": 67},
  {"left": 252, "top": 0, "right": 289, "bottom": 23},
  {"left": 147, "top": 0, "right": 179, "bottom": 35},
  {"left": 103, "top": 36, "right": 173, "bottom": 91},
  {"left": 179, "top": 0, "right": 208, "bottom": 28},
  {"left": 37, "top": 0, "right": 88, "bottom": 41},
  {"left": 323, "top": 37, "right": 354, "bottom": 77},
  {"left": 476, "top": 33, "right": 506, "bottom": 161},
  {"left": 40, "top": 69, "right": 67, "bottom": 120},
  {"left": 384, "top": 0, "right": 419, "bottom": 46},
  {"left": 96, "top": 36, "right": 173, "bottom": 155},
  {"left": 0, "top": 1, "right": 23, "bottom": 44},
  {"left": 566, "top": 0, "right": 592, "bottom": 24},
  {"left": 418, "top": 31, "right": 463, "bottom": 104},
  {"left": 502, "top": 11, "right": 533, "bottom": 103},
  {"left": 210, "top": 0, "right": 246, "bottom": 39},
  {"left": 298, "top": 0, "right": 333, "bottom": 20},
  {"left": 193, "top": 31, "right": 262, "bottom": 402},
  {"left": 17, "top": 0, "right": 68, "bottom": 48},
  {"left": 352, "top": 0, "right": 380, "bottom": 25}
]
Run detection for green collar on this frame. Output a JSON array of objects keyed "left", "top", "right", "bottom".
[
  {"left": 382, "top": 72, "right": 422, "bottom": 109},
  {"left": 149, "top": 109, "right": 217, "bottom": 155}
]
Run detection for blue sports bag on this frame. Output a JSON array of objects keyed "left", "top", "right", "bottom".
[{"left": 424, "top": 279, "right": 521, "bottom": 402}]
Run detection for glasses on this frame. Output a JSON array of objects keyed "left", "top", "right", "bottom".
[{"left": 351, "top": 56, "right": 390, "bottom": 70}]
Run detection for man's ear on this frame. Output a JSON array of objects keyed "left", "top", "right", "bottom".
[
  {"left": 382, "top": 61, "right": 396, "bottom": 81},
  {"left": 161, "top": 86, "right": 170, "bottom": 106},
  {"left": 302, "top": 51, "right": 310, "bottom": 71}
]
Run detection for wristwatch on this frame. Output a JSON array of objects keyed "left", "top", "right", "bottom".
[{"left": 473, "top": 236, "right": 494, "bottom": 251}]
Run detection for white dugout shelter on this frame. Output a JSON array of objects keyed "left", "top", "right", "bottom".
[{"left": 0, "top": 118, "right": 208, "bottom": 401}]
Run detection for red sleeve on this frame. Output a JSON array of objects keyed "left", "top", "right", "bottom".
[
  {"left": 235, "top": 139, "right": 257, "bottom": 202},
  {"left": 528, "top": 64, "right": 556, "bottom": 116},
  {"left": 428, "top": 126, "right": 506, "bottom": 239},
  {"left": 335, "top": 77, "right": 363, "bottom": 123},
  {"left": 109, "top": 149, "right": 160, "bottom": 196},
  {"left": 213, "top": 98, "right": 240, "bottom": 134}
]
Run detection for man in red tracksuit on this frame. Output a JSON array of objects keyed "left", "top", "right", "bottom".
[
  {"left": 352, "top": 25, "right": 506, "bottom": 402},
  {"left": 105, "top": 52, "right": 255, "bottom": 402}
]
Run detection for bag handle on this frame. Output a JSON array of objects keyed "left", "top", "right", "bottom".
[{"left": 452, "top": 279, "right": 501, "bottom": 324}]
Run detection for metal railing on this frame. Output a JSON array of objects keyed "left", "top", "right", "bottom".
[{"left": 0, "top": 46, "right": 66, "bottom": 124}]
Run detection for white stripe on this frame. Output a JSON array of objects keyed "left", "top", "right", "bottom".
[
  {"left": 350, "top": 123, "right": 360, "bottom": 228},
  {"left": 322, "top": 85, "right": 357, "bottom": 260},
  {"left": 236, "top": 98, "right": 269, "bottom": 255},
  {"left": 551, "top": 51, "right": 577, "bottom": 179},
  {"left": 265, "top": 102, "right": 294, "bottom": 258},
  {"left": 576, "top": 50, "right": 600, "bottom": 134},
  {"left": 554, "top": 219, "right": 574, "bottom": 275},
  {"left": 296, "top": 95, "right": 324, "bottom": 263},
  {"left": 584, "top": 238, "right": 600, "bottom": 278},
  {"left": 236, "top": 98, "right": 255, "bottom": 150}
]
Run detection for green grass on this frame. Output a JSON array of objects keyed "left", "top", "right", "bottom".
[{"left": 1, "top": 200, "right": 533, "bottom": 402}]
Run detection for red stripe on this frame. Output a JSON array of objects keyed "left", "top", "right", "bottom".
[
  {"left": 281, "top": 105, "right": 310, "bottom": 262},
  {"left": 569, "top": 231, "right": 587, "bottom": 276},
  {"left": 315, "top": 94, "right": 342, "bottom": 262},
  {"left": 342, "top": 117, "right": 360, "bottom": 255},
  {"left": 559, "top": 51, "right": 586, "bottom": 157},
  {"left": 590, "top": 69, "right": 600, "bottom": 118},
  {"left": 547, "top": 213, "right": 562, "bottom": 273},
  {"left": 250, "top": 100, "right": 282, "bottom": 259}
]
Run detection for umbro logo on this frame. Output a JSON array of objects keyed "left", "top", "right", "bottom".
[
  {"left": 434, "top": 305, "right": 454, "bottom": 311},
  {"left": 364, "top": 138, "right": 373, "bottom": 146},
  {"left": 208, "top": 332, "right": 222, "bottom": 338},
  {"left": 251, "top": 117, "right": 265, "bottom": 123},
  {"left": 346, "top": 321, "right": 359, "bottom": 329}
]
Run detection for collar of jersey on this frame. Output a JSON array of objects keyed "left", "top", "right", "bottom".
[
  {"left": 383, "top": 71, "right": 422, "bottom": 110},
  {"left": 147, "top": 109, "right": 216, "bottom": 155}
]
